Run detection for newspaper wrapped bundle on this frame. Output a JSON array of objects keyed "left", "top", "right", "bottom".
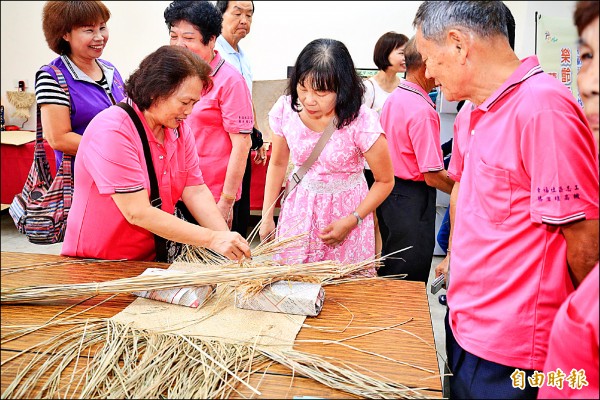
[
  {"left": 235, "top": 280, "right": 325, "bottom": 316},
  {"left": 132, "top": 268, "right": 215, "bottom": 308}
]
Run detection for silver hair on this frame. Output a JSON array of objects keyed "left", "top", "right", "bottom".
[{"left": 413, "top": 1, "right": 510, "bottom": 43}]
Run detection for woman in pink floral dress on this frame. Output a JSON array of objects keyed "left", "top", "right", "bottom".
[{"left": 259, "top": 39, "right": 394, "bottom": 276}]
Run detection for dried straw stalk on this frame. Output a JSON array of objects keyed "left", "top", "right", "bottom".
[
  {"left": 263, "top": 349, "right": 431, "bottom": 399},
  {"left": 1, "top": 258, "right": 127, "bottom": 275}
]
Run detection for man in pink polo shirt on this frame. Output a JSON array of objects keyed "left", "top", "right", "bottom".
[
  {"left": 414, "top": 2, "right": 599, "bottom": 398},
  {"left": 539, "top": 2, "right": 599, "bottom": 398},
  {"left": 378, "top": 37, "right": 454, "bottom": 283}
]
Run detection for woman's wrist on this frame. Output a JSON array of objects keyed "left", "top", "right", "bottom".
[
  {"left": 220, "top": 191, "right": 236, "bottom": 205},
  {"left": 351, "top": 211, "right": 363, "bottom": 227},
  {"left": 195, "top": 226, "right": 214, "bottom": 248}
]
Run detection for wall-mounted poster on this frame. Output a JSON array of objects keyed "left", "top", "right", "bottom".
[{"left": 535, "top": 13, "right": 582, "bottom": 107}]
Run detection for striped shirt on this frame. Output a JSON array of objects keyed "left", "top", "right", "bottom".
[
  {"left": 35, "top": 71, "right": 110, "bottom": 107},
  {"left": 34, "top": 55, "right": 126, "bottom": 169}
]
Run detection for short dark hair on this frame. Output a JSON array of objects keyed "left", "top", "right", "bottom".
[
  {"left": 125, "top": 45, "right": 213, "bottom": 112},
  {"left": 42, "top": 1, "right": 111, "bottom": 55},
  {"left": 574, "top": 1, "right": 599, "bottom": 36},
  {"left": 501, "top": 2, "right": 516, "bottom": 50},
  {"left": 288, "top": 38, "right": 364, "bottom": 129},
  {"left": 164, "top": 1, "right": 222, "bottom": 45},
  {"left": 404, "top": 37, "right": 424, "bottom": 72},
  {"left": 373, "top": 32, "right": 409, "bottom": 71},
  {"left": 215, "top": 1, "right": 254, "bottom": 15}
]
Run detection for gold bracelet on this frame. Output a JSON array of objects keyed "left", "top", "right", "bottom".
[{"left": 221, "top": 192, "right": 236, "bottom": 201}]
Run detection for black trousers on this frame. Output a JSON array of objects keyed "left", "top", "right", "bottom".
[
  {"left": 377, "top": 178, "right": 436, "bottom": 283},
  {"left": 231, "top": 152, "right": 252, "bottom": 237},
  {"left": 445, "top": 311, "right": 539, "bottom": 399}
]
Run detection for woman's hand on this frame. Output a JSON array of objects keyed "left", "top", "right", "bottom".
[
  {"left": 216, "top": 197, "right": 234, "bottom": 229},
  {"left": 318, "top": 215, "right": 356, "bottom": 247},
  {"left": 254, "top": 144, "right": 268, "bottom": 165},
  {"left": 259, "top": 218, "right": 276, "bottom": 243},
  {"left": 208, "top": 231, "right": 251, "bottom": 261}
]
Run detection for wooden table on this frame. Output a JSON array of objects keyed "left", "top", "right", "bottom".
[{"left": 1, "top": 252, "right": 442, "bottom": 398}]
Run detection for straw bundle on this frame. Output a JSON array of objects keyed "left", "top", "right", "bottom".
[
  {"left": 1, "top": 257, "right": 380, "bottom": 304},
  {"left": 6, "top": 91, "right": 35, "bottom": 120}
]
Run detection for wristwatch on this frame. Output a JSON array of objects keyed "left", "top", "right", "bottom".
[{"left": 352, "top": 211, "right": 363, "bottom": 226}]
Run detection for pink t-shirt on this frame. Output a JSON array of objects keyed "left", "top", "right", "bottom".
[
  {"left": 447, "top": 56, "right": 599, "bottom": 370},
  {"left": 62, "top": 101, "right": 204, "bottom": 261},
  {"left": 538, "top": 263, "right": 599, "bottom": 399},
  {"left": 449, "top": 101, "right": 472, "bottom": 182},
  {"left": 187, "top": 51, "right": 253, "bottom": 202},
  {"left": 380, "top": 81, "right": 444, "bottom": 180}
]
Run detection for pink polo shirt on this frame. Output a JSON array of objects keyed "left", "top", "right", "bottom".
[
  {"left": 187, "top": 51, "right": 253, "bottom": 202},
  {"left": 447, "top": 56, "right": 599, "bottom": 370},
  {"left": 62, "top": 100, "right": 204, "bottom": 261},
  {"left": 380, "top": 81, "right": 444, "bottom": 180},
  {"left": 539, "top": 263, "right": 599, "bottom": 399}
]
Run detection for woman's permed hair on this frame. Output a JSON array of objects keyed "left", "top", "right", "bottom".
[
  {"left": 42, "top": 1, "right": 111, "bottom": 55},
  {"left": 373, "top": 32, "right": 409, "bottom": 71},
  {"left": 288, "top": 38, "right": 364, "bottom": 129},
  {"left": 574, "top": 1, "right": 599, "bottom": 36},
  {"left": 164, "top": 1, "right": 222, "bottom": 45},
  {"left": 125, "top": 45, "right": 213, "bottom": 111}
]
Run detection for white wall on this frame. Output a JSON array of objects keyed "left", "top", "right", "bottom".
[{"left": 1, "top": 1, "right": 576, "bottom": 131}]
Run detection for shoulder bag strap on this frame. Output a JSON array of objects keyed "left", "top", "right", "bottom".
[
  {"left": 48, "top": 65, "right": 74, "bottom": 208},
  {"left": 285, "top": 118, "right": 336, "bottom": 199},
  {"left": 36, "top": 66, "right": 71, "bottom": 160},
  {"left": 368, "top": 78, "right": 376, "bottom": 108},
  {"left": 116, "top": 101, "right": 168, "bottom": 262}
]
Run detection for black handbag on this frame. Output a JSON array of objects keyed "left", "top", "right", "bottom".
[{"left": 116, "top": 102, "right": 183, "bottom": 262}]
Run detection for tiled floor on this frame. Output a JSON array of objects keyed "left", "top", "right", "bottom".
[{"left": 0, "top": 210, "right": 448, "bottom": 392}]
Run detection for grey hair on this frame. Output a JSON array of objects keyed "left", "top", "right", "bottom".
[
  {"left": 413, "top": 1, "right": 510, "bottom": 44},
  {"left": 404, "top": 37, "right": 424, "bottom": 72}
]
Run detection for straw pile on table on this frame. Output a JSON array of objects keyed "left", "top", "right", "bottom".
[
  {"left": 1, "top": 236, "right": 428, "bottom": 399},
  {"left": 2, "top": 318, "right": 431, "bottom": 399}
]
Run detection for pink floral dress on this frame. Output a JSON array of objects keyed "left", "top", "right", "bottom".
[{"left": 268, "top": 95, "right": 383, "bottom": 276}]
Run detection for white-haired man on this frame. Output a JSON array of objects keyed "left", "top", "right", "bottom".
[{"left": 413, "top": 1, "right": 599, "bottom": 397}]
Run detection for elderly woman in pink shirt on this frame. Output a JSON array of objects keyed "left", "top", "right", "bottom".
[
  {"left": 164, "top": 1, "right": 253, "bottom": 229},
  {"left": 62, "top": 45, "right": 250, "bottom": 262}
]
